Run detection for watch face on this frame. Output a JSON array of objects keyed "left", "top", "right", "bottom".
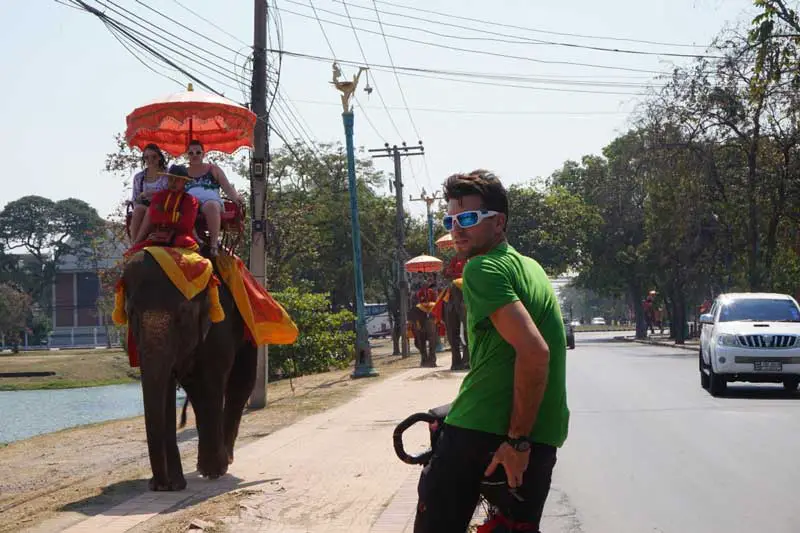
[{"left": 516, "top": 441, "right": 531, "bottom": 452}]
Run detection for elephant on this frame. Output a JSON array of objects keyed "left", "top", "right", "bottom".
[
  {"left": 122, "top": 251, "right": 257, "bottom": 491},
  {"left": 443, "top": 282, "right": 470, "bottom": 371},
  {"left": 408, "top": 303, "right": 438, "bottom": 367}
]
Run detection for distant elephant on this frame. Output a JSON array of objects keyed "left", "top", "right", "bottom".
[
  {"left": 408, "top": 303, "right": 437, "bottom": 367},
  {"left": 443, "top": 282, "right": 469, "bottom": 371},
  {"left": 121, "top": 250, "right": 256, "bottom": 491}
]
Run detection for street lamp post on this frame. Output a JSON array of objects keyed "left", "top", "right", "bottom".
[{"left": 332, "top": 63, "right": 378, "bottom": 379}]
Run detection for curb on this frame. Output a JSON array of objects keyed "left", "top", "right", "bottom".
[{"left": 613, "top": 336, "right": 698, "bottom": 352}]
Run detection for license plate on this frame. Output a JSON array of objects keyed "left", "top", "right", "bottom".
[{"left": 753, "top": 361, "right": 782, "bottom": 372}]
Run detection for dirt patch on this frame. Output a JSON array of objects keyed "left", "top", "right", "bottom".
[
  {"left": 0, "top": 343, "right": 422, "bottom": 532},
  {"left": 0, "top": 349, "right": 139, "bottom": 390}
]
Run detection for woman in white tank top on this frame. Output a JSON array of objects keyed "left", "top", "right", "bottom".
[{"left": 129, "top": 143, "right": 169, "bottom": 241}]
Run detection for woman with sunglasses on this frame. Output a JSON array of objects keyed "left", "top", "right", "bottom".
[
  {"left": 184, "top": 139, "right": 243, "bottom": 256},
  {"left": 130, "top": 143, "right": 169, "bottom": 242}
]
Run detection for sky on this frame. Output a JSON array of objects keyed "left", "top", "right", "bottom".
[{"left": 1, "top": 0, "right": 757, "bottom": 221}]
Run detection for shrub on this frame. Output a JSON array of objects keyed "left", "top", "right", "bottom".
[{"left": 268, "top": 287, "right": 355, "bottom": 380}]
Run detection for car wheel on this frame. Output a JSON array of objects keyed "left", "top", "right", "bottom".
[
  {"left": 708, "top": 360, "right": 727, "bottom": 397},
  {"left": 782, "top": 377, "right": 800, "bottom": 392},
  {"left": 699, "top": 349, "right": 709, "bottom": 390}
]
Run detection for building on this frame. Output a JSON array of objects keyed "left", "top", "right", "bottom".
[{"left": 51, "top": 225, "right": 127, "bottom": 347}]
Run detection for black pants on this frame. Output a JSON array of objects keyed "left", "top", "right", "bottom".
[{"left": 413, "top": 424, "right": 557, "bottom": 533}]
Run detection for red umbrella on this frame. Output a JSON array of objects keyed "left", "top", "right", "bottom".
[
  {"left": 405, "top": 255, "right": 443, "bottom": 273},
  {"left": 125, "top": 83, "right": 256, "bottom": 156},
  {"left": 435, "top": 233, "right": 454, "bottom": 250}
]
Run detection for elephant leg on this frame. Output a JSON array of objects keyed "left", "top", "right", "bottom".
[
  {"left": 163, "top": 375, "right": 186, "bottom": 490},
  {"left": 428, "top": 323, "right": 438, "bottom": 367},
  {"left": 445, "top": 312, "right": 461, "bottom": 370},
  {"left": 182, "top": 375, "right": 228, "bottom": 479},
  {"left": 223, "top": 343, "right": 257, "bottom": 465},
  {"left": 141, "top": 368, "right": 173, "bottom": 491}
]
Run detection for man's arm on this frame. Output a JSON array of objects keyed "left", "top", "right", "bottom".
[{"left": 490, "top": 301, "right": 550, "bottom": 438}]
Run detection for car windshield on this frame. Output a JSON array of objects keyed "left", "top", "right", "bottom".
[{"left": 719, "top": 299, "right": 800, "bottom": 322}]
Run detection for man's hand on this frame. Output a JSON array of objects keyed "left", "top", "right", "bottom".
[{"left": 484, "top": 442, "right": 530, "bottom": 488}]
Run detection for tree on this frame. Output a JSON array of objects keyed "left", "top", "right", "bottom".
[
  {"left": 0, "top": 196, "right": 104, "bottom": 302},
  {"left": 0, "top": 283, "right": 32, "bottom": 352},
  {"left": 506, "top": 184, "right": 600, "bottom": 276}
]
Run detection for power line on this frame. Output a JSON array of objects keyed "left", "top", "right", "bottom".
[
  {"left": 103, "top": 20, "right": 184, "bottom": 88},
  {"left": 271, "top": 47, "right": 667, "bottom": 88},
  {"left": 88, "top": 0, "right": 249, "bottom": 90},
  {"left": 340, "top": 0, "right": 404, "bottom": 138},
  {"left": 66, "top": 0, "right": 229, "bottom": 96},
  {"left": 168, "top": 0, "right": 250, "bottom": 47},
  {"left": 296, "top": 0, "right": 722, "bottom": 60},
  {"left": 306, "top": 0, "right": 387, "bottom": 143},
  {"left": 279, "top": 6, "right": 670, "bottom": 75},
  {"left": 267, "top": 48, "right": 653, "bottom": 95},
  {"left": 365, "top": 0, "right": 710, "bottom": 49},
  {"left": 133, "top": 0, "right": 242, "bottom": 54},
  {"left": 292, "top": 98, "right": 630, "bottom": 116},
  {"left": 371, "top": 0, "right": 420, "bottom": 139}
]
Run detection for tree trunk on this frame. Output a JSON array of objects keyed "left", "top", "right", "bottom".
[
  {"left": 673, "top": 289, "right": 687, "bottom": 345},
  {"left": 746, "top": 132, "right": 761, "bottom": 291},
  {"left": 629, "top": 283, "right": 647, "bottom": 340}
]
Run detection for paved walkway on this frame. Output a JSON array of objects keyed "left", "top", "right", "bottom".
[{"left": 36, "top": 365, "right": 575, "bottom": 532}]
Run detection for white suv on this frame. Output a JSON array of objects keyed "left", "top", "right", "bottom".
[{"left": 699, "top": 293, "right": 800, "bottom": 396}]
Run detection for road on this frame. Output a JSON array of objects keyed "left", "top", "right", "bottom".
[{"left": 557, "top": 332, "right": 800, "bottom": 533}]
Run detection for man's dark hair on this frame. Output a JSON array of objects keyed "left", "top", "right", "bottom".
[
  {"left": 442, "top": 169, "right": 509, "bottom": 230},
  {"left": 188, "top": 139, "right": 204, "bottom": 150}
]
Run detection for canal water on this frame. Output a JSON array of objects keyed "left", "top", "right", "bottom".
[{"left": 0, "top": 383, "right": 186, "bottom": 444}]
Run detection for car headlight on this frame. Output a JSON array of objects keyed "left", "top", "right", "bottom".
[{"left": 717, "top": 334, "right": 738, "bottom": 346}]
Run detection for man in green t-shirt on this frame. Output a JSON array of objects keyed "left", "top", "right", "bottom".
[{"left": 413, "top": 170, "right": 570, "bottom": 533}]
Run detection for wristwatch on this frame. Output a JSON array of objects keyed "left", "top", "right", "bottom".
[{"left": 506, "top": 436, "right": 532, "bottom": 452}]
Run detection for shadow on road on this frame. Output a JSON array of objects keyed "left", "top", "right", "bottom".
[{"left": 716, "top": 385, "right": 800, "bottom": 401}]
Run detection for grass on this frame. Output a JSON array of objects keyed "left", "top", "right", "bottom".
[{"left": 0, "top": 349, "right": 140, "bottom": 391}]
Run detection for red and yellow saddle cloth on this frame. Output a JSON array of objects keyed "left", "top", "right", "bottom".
[
  {"left": 112, "top": 246, "right": 225, "bottom": 367},
  {"left": 431, "top": 278, "right": 463, "bottom": 322},
  {"left": 215, "top": 254, "right": 298, "bottom": 346}
]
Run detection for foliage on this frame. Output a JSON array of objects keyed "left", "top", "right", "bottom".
[
  {"left": 506, "top": 184, "right": 601, "bottom": 276},
  {"left": 0, "top": 196, "right": 104, "bottom": 303},
  {"left": 267, "top": 287, "right": 356, "bottom": 380},
  {"left": 0, "top": 282, "right": 32, "bottom": 350}
]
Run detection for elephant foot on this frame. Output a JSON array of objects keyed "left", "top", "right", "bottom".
[
  {"left": 197, "top": 452, "right": 229, "bottom": 480},
  {"left": 148, "top": 475, "right": 187, "bottom": 491}
]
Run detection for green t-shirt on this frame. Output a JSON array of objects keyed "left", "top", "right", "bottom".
[{"left": 444, "top": 242, "right": 570, "bottom": 448}]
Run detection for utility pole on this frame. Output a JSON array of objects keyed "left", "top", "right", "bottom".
[
  {"left": 410, "top": 188, "right": 442, "bottom": 256},
  {"left": 368, "top": 142, "right": 425, "bottom": 358},
  {"left": 332, "top": 62, "right": 378, "bottom": 379},
  {"left": 248, "top": 0, "right": 269, "bottom": 409}
]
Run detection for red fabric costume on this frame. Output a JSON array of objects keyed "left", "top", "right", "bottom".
[
  {"left": 127, "top": 189, "right": 199, "bottom": 255},
  {"left": 416, "top": 286, "right": 438, "bottom": 304},
  {"left": 445, "top": 256, "right": 466, "bottom": 278}
]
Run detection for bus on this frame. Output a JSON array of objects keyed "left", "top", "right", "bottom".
[{"left": 365, "top": 303, "right": 391, "bottom": 338}]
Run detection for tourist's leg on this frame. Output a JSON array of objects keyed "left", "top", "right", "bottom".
[
  {"left": 488, "top": 443, "right": 557, "bottom": 532},
  {"left": 130, "top": 204, "right": 147, "bottom": 243},
  {"left": 201, "top": 201, "right": 221, "bottom": 253},
  {"left": 414, "top": 424, "right": 493, "bottom": 533}
]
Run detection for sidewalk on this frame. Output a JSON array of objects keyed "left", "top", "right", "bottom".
[
  {"left": 44, "top": 365, "right": 573, "bottom": 532},
  {"left": 615, "top": 333, "right": 699, "bottom": 352}
]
